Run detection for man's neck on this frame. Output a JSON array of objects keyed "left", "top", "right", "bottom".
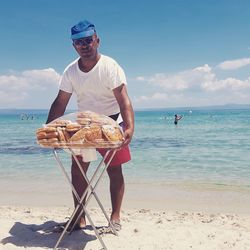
[{"left": 79, "top": 54, "right": 101, "bottom": 73}]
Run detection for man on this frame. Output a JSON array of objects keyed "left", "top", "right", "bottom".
[{"left": 46, "top": 20, "right": 134, "bottom": 231}]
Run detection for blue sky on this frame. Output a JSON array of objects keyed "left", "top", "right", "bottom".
[{"left": 1, "top": 0, "right": 250, "bottom": 110}]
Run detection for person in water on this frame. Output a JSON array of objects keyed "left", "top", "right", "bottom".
[{"left": 174, "top": 114, "right": 183, "bottom": 125}]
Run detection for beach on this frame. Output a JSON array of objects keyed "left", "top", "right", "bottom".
[
  {"left": 1, "top": 181, "right": 250, "bottom": 250},
  {"left": 0, "top": 204, "right": 250, "bottom": 250},
  {"left": 1, "top": 109, "right": 250, "bottom": 249}
]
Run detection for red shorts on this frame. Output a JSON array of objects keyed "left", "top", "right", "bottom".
[{"left": 97, "top": 145, "right": 131, "bottom": 167}]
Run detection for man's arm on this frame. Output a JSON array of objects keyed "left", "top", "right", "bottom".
[
  {"left": 113, "top": 84, "right": 134, "bottom": 146},
  {"left": 178, "top": 115, "right": 183, "bottom": 120},
  {"left": 46, "top": 90, "right": 72, "bottom": 124}
]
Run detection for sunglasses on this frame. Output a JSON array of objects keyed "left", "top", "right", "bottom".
[{"left": 73, "top": 37, "right": 95, "bottom": 46}]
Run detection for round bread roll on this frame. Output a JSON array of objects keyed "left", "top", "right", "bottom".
[
  {"left": 62, "top": 128, "right": 71, "bottom": 142},
  {"left": 36, "top": 131, "right": 47, "bottom": 140},
  {"left": 91, "top": 116, "right": 117, "bottom": 126},
  {"left": 66, "top": 123, "right": 82, "bottom": 132},
  {"left": 36, "top": 128, "right": 46, "bottom": 134},
  {"left": 76, "top": 111, "right": 100, "bottom": 119},
  {"left": 38, "top": 138, "right": 59, "bottom": 148},
  {"left": 36, "top": 126, "right": 57, "bottom": 134},
  {"left": 46, "top": 138, "right": 59, "bottom": 143},
  {"left": 36, "top": 130, "right": 58, "bottom": 140},
  {"left": 38, "top": 139, "right": 48, "bottom": 144},
  {"left": 57, "top": 127, "right": 66, "bottom": 142},
  {"left": 76, "top": 117, "right": 91, "bottom": 125},
  {"left": 46, "top": 119, "right": 71, "bottom": 127},
  {"left": 45, "top": 131, "right": 59, "bottom": 139}
]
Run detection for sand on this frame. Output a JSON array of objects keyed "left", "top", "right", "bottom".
[
  {"left": 0, "top": 204, "right": 250, "bottom": 250},
  {"left": 1, "top": 174, "right": 250, "bottom": 250}
]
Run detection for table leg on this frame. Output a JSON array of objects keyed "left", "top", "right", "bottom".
[
  {"left": 70, "top": 149, "right": 118, "bottom": 236},
  {"left": 52, "top": 148, "right": 118, "bottom": 250}
]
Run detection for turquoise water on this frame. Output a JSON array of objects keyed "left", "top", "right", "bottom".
[
  {"left": 131, "top": 109, "right": 250, "bottom": 188},
  {"left": 0, "top": 109, "right": 250, "bottom": 191}
]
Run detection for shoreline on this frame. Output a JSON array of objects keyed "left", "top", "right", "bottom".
[{"left": 1, "top": 179, "right": 250, "bottom": 215}]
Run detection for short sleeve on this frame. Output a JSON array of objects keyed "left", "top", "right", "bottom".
[
  {"left": 106, "top": 60, "right": 127, "bottom": 90},
  {"left": 59, "top": 70, "right": 73, "bottom": 93}
]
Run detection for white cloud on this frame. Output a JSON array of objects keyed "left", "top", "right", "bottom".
[
  {"left": 22, "top": 68, "right": 60, "bottom": 88},
  {"left": 202, "top": 77, "right": 250, "bottom": 91},
  {"left": 217, "top": 58, "right": 250, "bottom": 70},
  {"left": 134, "top": 92, "right": 168, "bottom": 102},
  {"left": 137, "top": 64, "right": 216, "bottom": 91},
  {"left": 0, "top": 68, "right": 60, "bottom": 108},
  {"left": 148, "top": 64, "right": 215, "bottom": 91},
  {"left": 136, "top": 64, "right": 250, "bottom": 93},
  {"left": 2, "top": 59, "right": 250, "bottom": 110},
  {"left": 133, "top": 61, "right": 250, "bottom": 108},
  {"left": 136, "top": 76, "right": 145, "bottom": 81}
]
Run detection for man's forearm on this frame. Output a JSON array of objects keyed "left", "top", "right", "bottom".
[
  {"left": 121, "top": 103, "right": 134, "bottom": 131},
  {"left": 46, "top": 101, "right": 66, "bottom": 124}
]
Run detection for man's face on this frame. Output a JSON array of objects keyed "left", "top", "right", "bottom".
[{"left": 72, "top": 34, "right": 99, "bottom": 59}]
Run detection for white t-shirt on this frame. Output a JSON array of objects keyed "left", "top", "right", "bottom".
[{"left": 59, "top": 54, "right": 127, "bottom": 116}]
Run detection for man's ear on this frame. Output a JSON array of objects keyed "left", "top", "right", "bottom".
[{"left": 96, "top": 37, "right": 100, "bottom": 46}]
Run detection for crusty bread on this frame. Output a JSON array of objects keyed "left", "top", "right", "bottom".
[
  {"left": 84, "top": 126, "right": 103, "bottom": 142},
  {"left": 46, "top": 119, "right": 71, "bottom": 127},
  {"left": 36, "top": 127, "right": 57, "bottom": 134},
  {"left": 38, "top": 138, "right": 60, "bottom": 148},
  {"left": 37, "top": 111, "right": 123, "bottom": 148},
  {"left": 69, "top": 125, "right": 102, "bottom": 143},
  {"left": 76, "top": 111, "right": 118, "bottom": 127},
  {"left": 69, "top": 127, "right": 89, "bottom": 142},
  {"left": 57, "top": 127, "right": 66, "bottom": 142},
  {"left": 36, "top": 131, "right": 47, "bottom": 140},
  {"left": 76, "top": 110, "right": 100, "bottom": 119},
  {"left": 66, "top": 123, "right": 82, "bottom": 132},
  {"left": 36, "top": 130, "right": 58, "bottom": 140},
  {"left": 62, "top": 128, "right": 71, "bottom": 142},
  {"left": 91, "top": 116, "right": 117, "bottom": 126},
  {"left": 76, "top": 117, "right": 91, "bottom": 125},
  {"left": 102, "top": 125, "right": 123, "bottom": 142}
]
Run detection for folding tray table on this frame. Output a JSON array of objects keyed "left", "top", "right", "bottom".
[
  {"left": 36, "top": 111, "right": 124, "bottom": 249},
  {"left": 52, "top": 146, "right": 119, "bottom": 250}
]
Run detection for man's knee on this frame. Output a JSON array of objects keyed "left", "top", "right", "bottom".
[
  {"left": 71, "top": 156, "right": 89, "bottom": 174},
  {"left": 107, "top": 165, "right": 123, "bottom": 178}
]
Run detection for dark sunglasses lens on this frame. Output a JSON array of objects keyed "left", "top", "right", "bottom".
[
  {"left": 85, "top": 38, "right": 93, "bottom": 44},
  {"left": 74, "top": 38, "right": 93, "bottom": 46}
]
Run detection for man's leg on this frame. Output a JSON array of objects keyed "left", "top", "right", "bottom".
[
  {"left": 107, "top": 165, "right": 124, "bottom": 222},
  {"left": 71, "top": 155, "right": 90, "bottom": 227}
]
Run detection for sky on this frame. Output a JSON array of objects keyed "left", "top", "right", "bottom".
[{"left": 1, "top": 0, "right": 250, "bottom": 110}]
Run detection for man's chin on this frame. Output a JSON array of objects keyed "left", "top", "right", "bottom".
[{"left": 81, "top": 53, "right": 92, "bottom": 59}]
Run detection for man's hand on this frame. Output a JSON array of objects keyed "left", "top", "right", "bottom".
[{"left": 122, "top": 128, "right": 133, "bottom": 147}]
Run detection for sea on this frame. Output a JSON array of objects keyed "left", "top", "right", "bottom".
[{"left": 0, "top": 108, "right": 250, "bottom": 206}]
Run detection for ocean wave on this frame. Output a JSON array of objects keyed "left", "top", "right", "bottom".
[
  {"left": 0, "top": 145, "right": 51, "bottom": 155},
  {"left": 131, "top": 137, "right": 190, "bottom": 149}
]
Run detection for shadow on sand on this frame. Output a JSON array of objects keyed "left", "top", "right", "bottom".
[{"left": 1, "top": 220, "right": 97, "bottom": 249}]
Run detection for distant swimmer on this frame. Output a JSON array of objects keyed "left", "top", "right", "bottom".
[{"left": 174, "top": 114, "right": 183, "bottom": 125}]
